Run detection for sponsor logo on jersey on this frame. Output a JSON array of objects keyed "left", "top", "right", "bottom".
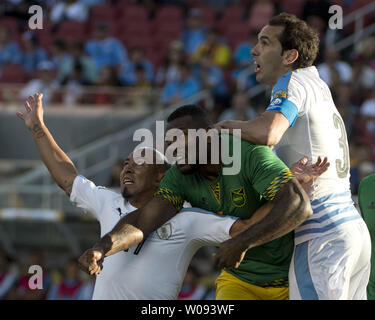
[
  {"left": 230, "top": 187, "right": 246, "bottom": 207},
  {"left": 274, "top": 90, "right": 287, "bottom": 99},
  {"left": 157, "top": 223, "right": 172, "bottom": 240},
  {"left": 270, "top": 98, "right": 282, "bottom": 106},
  {"left": 369, "top": 201, "right": 375, "bottom": 210}
]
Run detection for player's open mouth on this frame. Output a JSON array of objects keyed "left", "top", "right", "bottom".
[
  {"left": 123, "top": 179, "right": 134, "bottom": 185},
  {"left": 254, "top": 61, "right": 261, "bottom": 73}
]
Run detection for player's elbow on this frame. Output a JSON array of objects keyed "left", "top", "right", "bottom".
[
  {"left": 264, "top": 123, "right": 283, "bottom": 146},
  {"left": 285, "top": 179, "right": 313, "bottom": 223},
  {"left": 264, "top": 131, "right": 280, "bottom": 147}
]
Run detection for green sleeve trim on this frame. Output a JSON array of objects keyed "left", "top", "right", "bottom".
[
  {"left": 262, "top": 169, "right": 294, "bottom": 201},
  {"left": 154, "top": 188, "right": 184, "bottom": 211}
]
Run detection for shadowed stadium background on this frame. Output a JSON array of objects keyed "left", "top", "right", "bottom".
[{"left": 0, "top": 0, "right": 374, "bottom": 300}]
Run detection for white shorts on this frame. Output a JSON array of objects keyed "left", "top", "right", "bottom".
[{"left": 289, "top": 219, "right": 371, "bottom": 300}]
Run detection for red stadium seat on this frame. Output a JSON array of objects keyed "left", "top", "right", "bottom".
[
  {"left": 221, "top": 5, "right": 245, "bottom": 21},
  {"left": 116, "top": 21, "right": 152, "bottom": 40},
  {"left": 0, "top": 17, "right": 18, "bottom": 33},
  {"left": 36, "top": 31, "right": 54, "bottom": 49},
  {"left": 153, "top": 20, "right": 183, "bottom": 39},
  {"left": 90, "top": 4, "right": 115, "bottom": 21},
  {"left": 221, "top": 22, "right": 249, "bottom": 48},
  {"left": 186, "top": 0, "right": 201, "bottom": 7},
  {"left": 0, "top": 64, "right": 28, "bottom": 83},
  {"left": 196, "top": 6, "right": 217, "bottom": 27},
  {"left": 117, "top": 5, "right": 149, "bottom": 22},
  {"left": 155, "top": 5, "right": 184, "bottom": 22},
  {"left": 279, "top": 0, "right": 304, "bottom": 17},
  {"left": 87, "top": 20, "right": 117, "bottom": 39},
  {"left": 57, "top": 20, "right": 87, "bottom": 40}
]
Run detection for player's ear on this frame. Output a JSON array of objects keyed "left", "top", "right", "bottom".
[{"left": 283, "top": 49, "right": 298, "bottom": 66}]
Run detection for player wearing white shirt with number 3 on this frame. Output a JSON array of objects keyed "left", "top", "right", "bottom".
[{"left": 217, "top": 13, "right": 371, "bottom": 300}]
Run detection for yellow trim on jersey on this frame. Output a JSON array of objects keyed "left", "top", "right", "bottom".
[
  {"left": 154, "top": 188, "right": 184, "bottom": 210},
  {"left": 262, "top": 169, "right": 294, "bottom": 201},
  {"left": 215, "top": 270, "right": 289, "bottom": 300},
  {"left": 210, "top": 182, "right": 221, "bottom": 204}
]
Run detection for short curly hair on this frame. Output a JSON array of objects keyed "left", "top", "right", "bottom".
[{"left": 268, "top": 13, "right": 320, "bottom": 69}]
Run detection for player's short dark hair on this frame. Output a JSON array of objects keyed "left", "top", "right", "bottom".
[
  {"left": 166, "top": 105, "right": 213, "bottom": 128},
  {"left": 268, "top": 13, "right": 320, "bottom": 69}
]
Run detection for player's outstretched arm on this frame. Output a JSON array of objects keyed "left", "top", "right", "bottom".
[
  {"left": 216, "top": 111, "right": 289, "bottom": 146},
  {"left": 79, "top": 196, "right": 178, "bottom": 275},
  {"left": 215, "top": 178, "right": 312, "bottom": 269},
  {"left": 17, "top": 93, "right": 77, "bottom": 195}
]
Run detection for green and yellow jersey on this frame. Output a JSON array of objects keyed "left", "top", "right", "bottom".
[
  {"left": 155, "top": 134, "right": 295, "bottom": 287},
  {"left": 358, "top": 174, "right": 375, "bottom": 300}
]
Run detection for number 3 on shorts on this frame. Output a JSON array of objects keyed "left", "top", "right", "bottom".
[{"left": 333, "top": 113, "right": 349, "bottom": 179}]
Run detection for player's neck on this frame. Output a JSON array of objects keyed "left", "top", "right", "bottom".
[
  {"left": 199, "top": 163, "right": 222, "bottom": 183},
  {"left": 127, "top": 191, "right": 154, "bottom": 209},
  {"left": 269, "top": 67, "right": 294, "bottom": 87}
]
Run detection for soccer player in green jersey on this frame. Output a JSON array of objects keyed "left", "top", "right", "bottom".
[
  {"left": 80, "top": 105, "right": 315, "bottom": 299},
  {"left": 358, "top": 174, "right": 375, "bottom": 300}
]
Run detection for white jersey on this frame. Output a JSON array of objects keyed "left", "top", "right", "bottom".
[
  {"left": 266, "top": 66, "right": 361, "bottom": 244},
  {"left": 70, "top": 175, "right": 236, "bottom": 300}
]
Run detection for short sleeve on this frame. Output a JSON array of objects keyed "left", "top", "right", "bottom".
[
  {"left": 70, "top": 175, "right": 106, "bottom": 219},
  {"left": 245, "top": 146, "right": 294, "bottom": 201},
  {"left": 179, "top": 208, "right": 237, "bottom": 246},
  {"left": 154, "top": 167, "right": 185, "bottom": 211},
  {"left": 266, "top": 71, "right": 306, "bottom": 127}
]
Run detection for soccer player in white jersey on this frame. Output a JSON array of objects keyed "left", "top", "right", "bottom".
[{"left": 216, "top": 13, "right": 371, "bottom": 300}]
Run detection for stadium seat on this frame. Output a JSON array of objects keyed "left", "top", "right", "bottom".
[
  {"left": 153, "top": 21, "right": 183, "bottom": 39},
  {"left": 117, "top": 22, "right": 152, "bottom": 40},
  {"left": 155, "top": 5, "right": 184, "bottom": 22},
  {"left": 220, "top": 5, "right": 246, "bottom": 21},
  {"left": 90, "top": 4, "right": 115, "bottom": 21},
  {"left": 120, "top": 33, "right": 153, "bottom": 51},
  {"left": 221, "top": 22, "right": 249, "bottom": 48},
  {"left": 56, "top": 20, "right": 87, "bottom": 40},
  {"left": 36, "top": 31, "right": 53, "bottom": 50},
  {"left": 196, "top": 6, "right": 217, "bottom": 27},
  {"left": 0, "top": 64, "right": 28, "bottom": 83},
  {"left": 247, "top": 2, "right": 274, "bottom": 32},
  {"left": 117, "top": 4, "right": 149, "bottom": 22},
  {"left": 0, "top": 17, "right": 18, "bottom": 32},
  {"left": 87, "top": 20, "right": 117, "bottom": 39},
  {"left": 279, "top": 0, "right": 304, "bottom": 17}
]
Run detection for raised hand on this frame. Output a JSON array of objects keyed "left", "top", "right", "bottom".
[
  {"left": 16, "top": 93, "right": 45, "bottom": 136},
  {"left": 291, "top": 156, "right": 330, "bottom": 185}
]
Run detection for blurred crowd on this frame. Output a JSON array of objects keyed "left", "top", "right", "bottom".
[
  {"left": 0, "top": 249, "right": 95, "bottom": 300},
  {"left": 0, "top": 247, "right": 219, "bottom": 300}
]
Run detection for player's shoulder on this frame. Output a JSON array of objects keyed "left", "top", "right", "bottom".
[
  {"left": 273, "top": 68, "right": 315, "bottom": 95},
  {"left": 164, "top": 165, "right": 182, "bottom": 178},
  {"left": 75, "top": 175, "right": 120, "bottom": 199}
]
